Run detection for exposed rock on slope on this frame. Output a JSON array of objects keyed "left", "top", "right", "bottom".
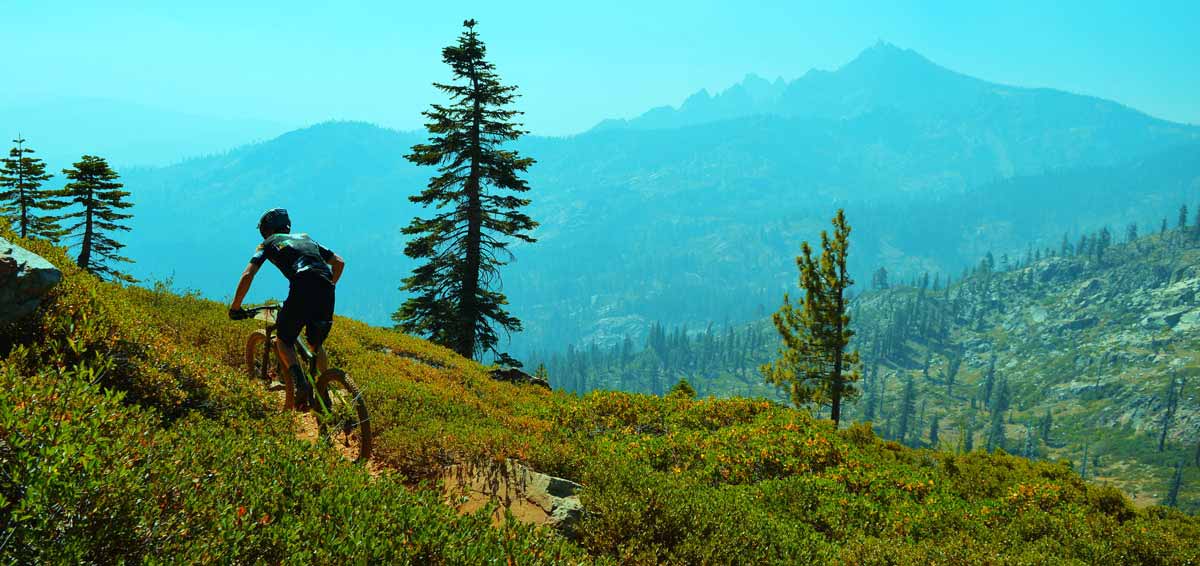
[{"left": 0, "top": 236, "right": 62, "bottom": 323}]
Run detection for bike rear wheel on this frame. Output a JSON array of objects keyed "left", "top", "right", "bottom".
[
  {"left": 314, "top": 369, "right": 372, "bottom": 463},
  {"left": 244, "top": 330, "right": 295, "bottom": 410}
]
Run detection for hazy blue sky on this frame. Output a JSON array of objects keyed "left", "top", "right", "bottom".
[{"left": 5, "top": 0, "right": 1198, "bottom": 135}]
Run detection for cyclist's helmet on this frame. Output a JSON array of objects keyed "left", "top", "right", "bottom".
[{"left": 257, "top": 208, "right": 291, "bottom": 238}]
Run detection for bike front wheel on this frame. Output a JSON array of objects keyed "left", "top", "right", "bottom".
[
  {"left": 244, "top": 330, "right": 294, "bottom": 410},
  {"left": 314, "top": 369, "right": 372, "bottom": 463}
]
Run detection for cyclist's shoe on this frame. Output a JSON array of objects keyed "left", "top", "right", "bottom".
[{"left": 290, "top": 365, "right": 316, "bottom": 412}]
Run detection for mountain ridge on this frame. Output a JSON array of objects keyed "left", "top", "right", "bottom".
[
  {"left": 117, "top": 44, "right": 1200, "bottom": 356},
  {"left": 591, "top": 41, "right": 1192, "bottom": 139}
]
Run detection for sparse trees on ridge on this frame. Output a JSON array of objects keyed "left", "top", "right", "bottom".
[
  {"left": 0, "top": 136, "right": 66, "bottom": 240},
  {"left": 55, "top": 155, "right": 135, "bottom": 282}
]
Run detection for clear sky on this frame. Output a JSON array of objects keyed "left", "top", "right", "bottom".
[{"left": 5, "top": 0, "right": 1198, "bottom": 136}]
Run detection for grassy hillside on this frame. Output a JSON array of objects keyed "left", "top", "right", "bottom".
[{"left": 3, "top": 231, "right": 1198, "bottom": 563}]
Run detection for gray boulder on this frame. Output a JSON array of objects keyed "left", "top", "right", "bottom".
[
  {"left": 489, "top": 366, "right": 551, "bottom": 389},
  {"left": 508, "top": 460, "right": 584, "bottom": 538},
  {"left": 0, "top": 237, "right": 62, "bottom": 324}
]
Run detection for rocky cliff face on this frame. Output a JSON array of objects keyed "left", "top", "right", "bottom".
[{"left": 0, "top": 237, "right": 62, "bottom": 324}]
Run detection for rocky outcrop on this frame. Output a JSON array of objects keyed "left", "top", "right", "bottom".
[
  {"left": 444, "top": 460, "right": 583, "bottom": 538},
  {"left": 489, "top": 367, "right": 551, "bottom": 389},
  {"left": 0, "top": 237, "right": 62, "bottom": 324}
]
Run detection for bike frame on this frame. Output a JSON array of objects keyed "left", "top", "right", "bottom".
[{"left": 249, "top": 306, "right": 319, "bottom": 391}]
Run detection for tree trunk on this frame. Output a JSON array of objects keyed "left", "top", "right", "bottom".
[
  {"left": 1158, "top": 377, "right": 1176, "bottom": 452},
  {"left": 17, "top": 158, "right": 27, "bottom": 239},
  {"left": 830, "top": 286, "right": 844, "bottom": 426},
  {"left": 459, "top": 67, "right": 483, "bottom": 359},
  {"left": 77, "top": 186, "right": 94, "bottom": 271}
]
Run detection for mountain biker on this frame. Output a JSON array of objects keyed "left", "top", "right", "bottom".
[{"left": 229, "top": 208, "right": 345, "bottom": 410}]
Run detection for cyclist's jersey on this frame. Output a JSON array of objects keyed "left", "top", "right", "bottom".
[{"left": 250, "top": 233, "right": 335, "bottom": 283}]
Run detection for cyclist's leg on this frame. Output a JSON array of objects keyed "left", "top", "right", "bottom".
[
  {"left": 275, "top": 289, "right": 314, "bottom": 407},
  {"left": 273, "top": 338, "right": 302, "bottom": 371},
  {"left": 309, "top": 324, "right": 332, "bottom": 373},
  {"left": 305, "top": 277, "right": 336, "bottom": 374}
]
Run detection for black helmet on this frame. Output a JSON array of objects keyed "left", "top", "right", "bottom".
[{"left": 257, "top": 208, "right": 291, "bottom": 238}]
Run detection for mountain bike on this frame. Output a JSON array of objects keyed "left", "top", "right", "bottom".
[{"left": 238, "top": 304, "right": 372, "bottom": 463}]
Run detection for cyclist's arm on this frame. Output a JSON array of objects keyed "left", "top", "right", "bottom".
[
  {"left": 230, "top": 261, "right": 261, "bottom": 311},
  {"left": 328, "top": 253, "right": 345, "bottom": 285}
]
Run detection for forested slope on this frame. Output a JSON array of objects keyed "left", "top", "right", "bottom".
[{"left": 539, "top": 222, "right": 1200, "bottom": 514}]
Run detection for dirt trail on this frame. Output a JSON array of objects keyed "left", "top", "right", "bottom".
[
  {"left": 268, "top": 349, "right": 570, "bottom": 530},
  {"left": 284, "top": 390, "right": 560, "bottom": 528}
]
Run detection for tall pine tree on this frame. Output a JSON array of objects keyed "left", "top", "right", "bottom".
[
  {"left": 0, "top": 137, "right": 65, "bottom": 239},
  {"left": 56, "top": 155, "right": 135, "bottom": 281},
  {"left": 394, "top": 20, "right": 538, "bottom": 360},
  {"left": 761, "top": 209, "right": 860, "bottom": 425}
]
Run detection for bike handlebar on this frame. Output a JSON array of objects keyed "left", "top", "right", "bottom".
[{"left": 230, "top": 304, "right": 281, "bottom": 320}]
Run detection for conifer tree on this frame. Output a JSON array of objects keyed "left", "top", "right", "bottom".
[
  {"left": 55, "top": 155, "right": 135, "bottom": 282},
  {"left": 394, "top": 20, "right": 538, "bottom": 360},
  {"left": 669, "top": 377, "right": 696, "bottom": 399},
  {"left": 1163, "top": 460, "right": 1182, "bottom": 508},
  {"left": 1021, "top": 424, "right": 1036, "bottom": 459},
  {"left": 0, "top": 137, "right": 65, "bottom": 240},
  {"left": 942, "top": 349, "right": 963, "bottom": 397},
  {"left": 871, "top": 266, "right": 889, "bottom": 290},
  {"left": 1179, "top": 204, "right": 1189, "bottom": 230},
  {"left": 1158, "top": 374, "right": 1180, "bottom": 452},
  {"left": 959, "top": 409, "right": 977, "bottom": 452},
  {"left": 981, "top": 353, "right": 996, "bottom": 404},
  {"left": 862, "top": 371, "right": 879, "bottom": 423},
  {"left": 896, "top": 373, "right": 917, "bottom": 444},
  {"left": 986, "top": 378, "right": 1010, "bottom": 452},
  {"left": 1095, "top": 226, "right": 1112, "bottom": 263},
  {"left": 1080, "top": 443, "right": 1090, "bottom": 479},
  {"left": 929, "top": 414, "right": 940, "bottom": 447},
  {"left": 761, "top": 209, "right": 860, "bottom": 425}
]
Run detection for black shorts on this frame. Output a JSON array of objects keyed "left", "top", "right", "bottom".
[{"left": 276, "top": 273, "right": 335, "bottom": 348}]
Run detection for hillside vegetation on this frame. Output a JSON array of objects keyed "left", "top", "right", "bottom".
[
  {"left": 3, "top": 231, "right": 1198, "bottom": 563},
  {"left": 540, "top": 222, "right": 1200, "bottom": 514},
  {"left": 850, "top": 223, "right": 1200, "bottom": 512}
]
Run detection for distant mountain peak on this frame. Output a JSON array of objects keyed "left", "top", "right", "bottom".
[
  {"left": 588, "top": 41, "right": 1194, "bottom": 134},
  {"left": 841, "top": 41, "right": 942, "bottom": 73}
]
